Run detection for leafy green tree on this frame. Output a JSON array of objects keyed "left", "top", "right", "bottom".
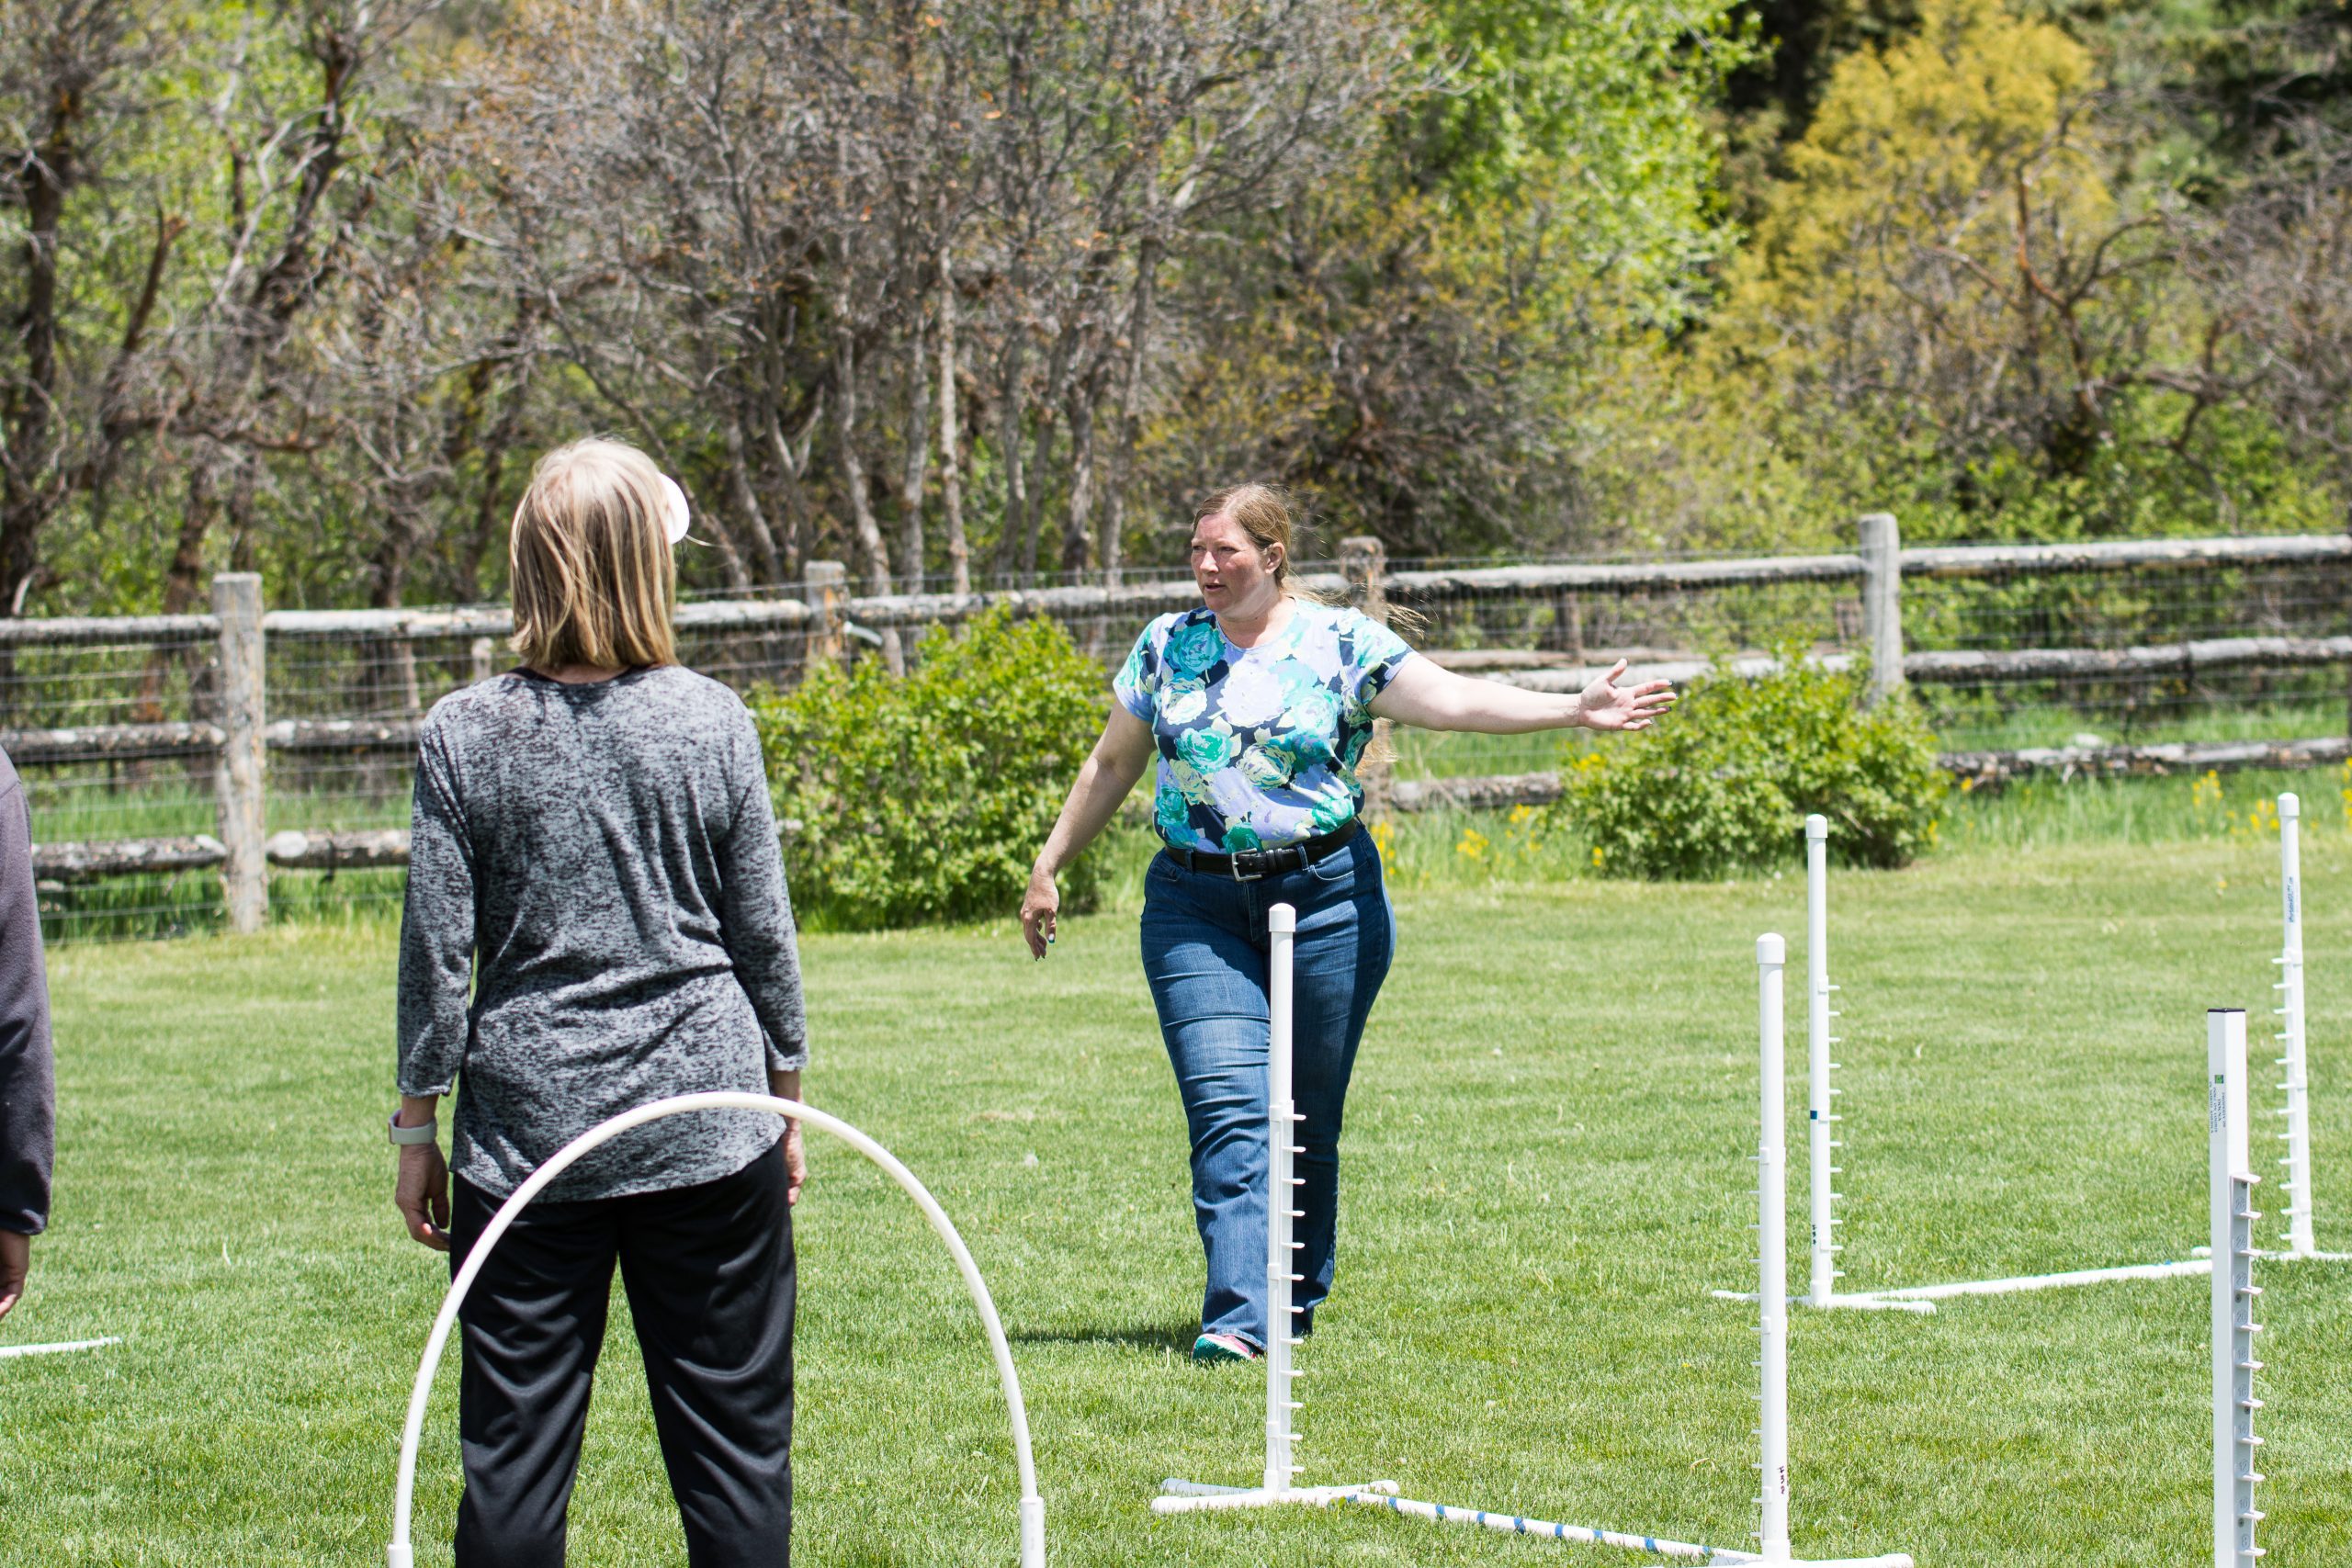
[{"left": 1153, "top": 0, "right": 1753, "bottom": 556}]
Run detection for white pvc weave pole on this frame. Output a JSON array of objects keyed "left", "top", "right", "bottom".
[
  {"left": 1756, "top": 935, "right": 1792, "bottom": 1561},
  {"left": 1289, "top": 935, "right": 1905, "bottom": 1565},
  {"left": 1805, "top": 817, "right": 1840, "bottom": 1308},
  {"left": 1264, "top": 901, "right": 1304, "bottom": 1494},
  {"left": 2275, "top": 795, "right": 2317, "bottom": 1258},
  {"left": 2211, "top": 1010, "right": 2263, "bottom": 1568},
  {"left": 386, "top": 1093, "right": 1045, "bottom": 1568},
  {"left": 1154, "top": 899, "right": 1390, "bottom": 1518}
]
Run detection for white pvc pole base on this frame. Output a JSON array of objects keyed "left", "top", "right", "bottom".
[
  {"left": 1152, "top": 1478, "right": 1397, "bottom": 1514},
  {"left": 0, "top": 1335, "right": 120, "bottom": 1359},
  {"left": 1159, "top": 905, "right": 1357, "bottom": 1522},
  {"left": 1758, "top": 802, "right": 2346, "bottom": 1314},
  {"left": 1711, "top": 1288, "right": 1936, "bottom": 1316},
  {"left": 1363, "top": 940, "right": 1912, "bottom": 1567}
]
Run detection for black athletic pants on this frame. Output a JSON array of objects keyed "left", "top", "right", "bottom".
[{"left": 449, "top": 1148, "right": 796, "bottom": 1567}]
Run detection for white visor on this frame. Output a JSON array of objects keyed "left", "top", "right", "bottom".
[{"left": 657, "top": 473, "right": 692, "bottom": 546}]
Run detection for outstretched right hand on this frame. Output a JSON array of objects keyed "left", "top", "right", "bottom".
[{"left": 1020, "top": 866, "right": 1059, "bottom": 960}]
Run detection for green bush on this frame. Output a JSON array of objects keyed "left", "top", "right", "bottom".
[
  {"left": 1555, "top": 653, "right": 1948, "bottom": 880},
  {"left": 750, "top": 608, "right": 1109, "bottom": 931}
]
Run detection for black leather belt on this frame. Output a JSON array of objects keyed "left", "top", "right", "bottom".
[{"left": 1162, "top": 818, "right": 1363, "bottom": 882}]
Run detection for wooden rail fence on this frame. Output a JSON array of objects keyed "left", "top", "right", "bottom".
[{"left": 6, "top": 520, "right": 2349, "bottom": 928}]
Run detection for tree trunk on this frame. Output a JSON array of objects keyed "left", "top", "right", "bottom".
[
  {"left": 1100, "top": 231, "right": 1159, "bottom": 589},
  {"left": 0, "top": 90, "right": 74, "bottom": 627},
  {"left": 989, "top": 322, "right": 1030, "bottom": 587},
  {"left": 897, "top": 302, "right": 933, "bottom": 593},
  {"left": 723, "top": 404, "right": 786, "bottom": 584},
  {"left": 1018, "top": 321, "right": 1080, "bottom": 584},
  {"left": 829, "top": 307, "right": 893, "bottom": 595},
  {"left": 1060, "top": 377, "right": 1099, "bottom": 575},
  {"left": 936, "top": 250, "right": 970, "bottom": 595},
  {"left": 459, "top": 347, "right": 537, "bottom": 604},
  {"left": 158, "top": 460, "right": 223, "bottom": 618},
  {"left": 128, "top": 461, "right": 225, "bottom": 753},
  {"left": 763, "top": 392, "right": 820, "bottom": 581}
]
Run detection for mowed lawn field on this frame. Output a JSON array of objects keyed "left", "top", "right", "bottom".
[{"left": 6, "top": 832, "right": 2352, "bottom": 1564}]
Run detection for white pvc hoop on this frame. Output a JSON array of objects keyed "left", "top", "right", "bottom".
[{"left": 387, "top": 1092, "right": 1046, "bottom": 1568}]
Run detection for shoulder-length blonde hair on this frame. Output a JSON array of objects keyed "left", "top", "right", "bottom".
[{"left": 508, "top": 438, "right": 678, "bottom": 671}]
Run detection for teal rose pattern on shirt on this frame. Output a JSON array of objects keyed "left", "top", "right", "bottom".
[{"left": 1114, "top": 602, "right": 1415, "bottom": 853}]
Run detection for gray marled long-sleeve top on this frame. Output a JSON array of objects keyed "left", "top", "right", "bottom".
[
  {"left": 397, "top": 665, "right": 807, "bottom": 1201},
  {"left": 0, "top": 748, "right": 54, "bottom": 1235}
]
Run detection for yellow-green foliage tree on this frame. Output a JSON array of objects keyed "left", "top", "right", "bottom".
[{"left": 1682, "top": 0, "right": 2341, "bottom": 541}]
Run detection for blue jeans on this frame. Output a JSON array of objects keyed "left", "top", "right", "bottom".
[{"left": 1139, "top": 828, "right": 1396, "bottom": 1348}]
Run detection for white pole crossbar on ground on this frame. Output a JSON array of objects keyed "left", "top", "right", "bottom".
[
  {"left": 0, "top": 1336, "right": 120, "bottom": 1359},
  {"left": 1761, "top": 814, "right": 2343, "bottom": 1311},
  {"left": 1156, "top": 902, "right": 1394, "bottom": 1517},
  {"left": 1317, "top": 938, "right": 1912, "bottom": 1566},
  {"left": 2211, "top": 1009, "right": 2265, "bottom": 1568},
  {"left": 385, "top": 1093, "right": 1045, "bottom": 1568}
]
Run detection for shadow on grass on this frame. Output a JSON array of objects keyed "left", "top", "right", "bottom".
[{"left": 1010, "top": 1320, "right": 1197, "bottom": 1354}]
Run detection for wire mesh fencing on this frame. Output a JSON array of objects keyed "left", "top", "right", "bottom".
[
  {"left": 8, "top": 529, "right": 2352, "bottom": 941},
  {"left": 1904, "top": 558, "right": 2352, "bottom": 752}
]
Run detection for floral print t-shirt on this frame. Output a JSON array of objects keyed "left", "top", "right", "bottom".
[{"left": 1114, "top": 601, "right": 1416, "bottom": 853}]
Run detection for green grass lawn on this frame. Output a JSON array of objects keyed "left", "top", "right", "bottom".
[{"left": 6, "top": 833, "right": 2352, "bottom": 1564}]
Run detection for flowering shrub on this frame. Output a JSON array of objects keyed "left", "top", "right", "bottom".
[
  {"left": 750, "top": 608, "right": 1110, "bottom": 930},
  {"left": 1553, "top": 653, "right": 1947, "bottom": 880}
]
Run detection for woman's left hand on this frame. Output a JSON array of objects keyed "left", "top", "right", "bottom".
[
  {"left": 395, "top": 1142, "right": 453, "bottom": 1252},
  {"left": 782, "top": 1121, "right": 807, "bottom": 1207},
  {"left": 1577, "top": 660, "right": 1677, "bottom": 732}
]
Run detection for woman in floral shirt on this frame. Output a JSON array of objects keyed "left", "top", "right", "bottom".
[{"left": 1022, "top": 485, "right": 1672, "bottom": 1362}]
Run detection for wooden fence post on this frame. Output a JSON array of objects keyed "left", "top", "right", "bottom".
[
  {"left": 469, "top": 637, "right": 497, "bottom": 685},
  {"left": 1859, "top": 513, "right": 1905, "bottom": 705},
  {"left": 212, "top": 572, "right": 267, "bottom": 933},
  {"left": 804, "top": 560, "right": 847, "bottom": 669},
  {"left": 1340, "top": 536, "right": 1394, "bottom": 818}
]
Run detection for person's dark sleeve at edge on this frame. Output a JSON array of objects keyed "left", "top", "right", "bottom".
[{"left": 0, "top": 752, "right": 55, "bottom": 1317}]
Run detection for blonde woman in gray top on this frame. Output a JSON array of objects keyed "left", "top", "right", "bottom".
[{"left": 391, "top": 439, "right": 808, "bottom": 1566}]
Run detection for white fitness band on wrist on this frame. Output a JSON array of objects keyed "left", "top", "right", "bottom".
[{"left": 389, "top": 1111, "right": 437, "bottom": 1146}]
